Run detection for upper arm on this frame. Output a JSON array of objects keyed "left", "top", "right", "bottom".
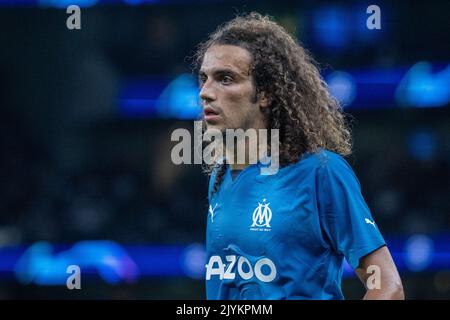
[{"left": 355, "top": 245, "right": 404, "bottom": 299}]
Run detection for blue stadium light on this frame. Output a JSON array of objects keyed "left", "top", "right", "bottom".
[
  {"left": 312, "top": 6, "right": 351, "bottom": 49},
  {"left": 325, "top": 68, "right": 404, "bottom": 109},
  {"left": 123, "top": 0, "right": 159, "bottom": 5},
  {"left": 14, "top": 241, "right": 139, "bottom": 285},
  {"left": 405, "top": 234, "right": 435, "bottom": 272},
  {"left": 180, "top": 243, "right": 207, "bottom": 279},
  {"left": 156, "top": 74, "right": 201, "bottom": 120},
  {"left": 0, "top": 233, "right": 449, "bottom": 284},
  {"left": 119, "top": 62, "right": 448, "bottom": 118},
  {"left": 119, "top": 77, "right": 168, "bottom": 118},
  {"left": 396, "top": 62, "right": 450, "bottom": 108},
  {"left": 326, "top": 71, "right": 357, "bottom": 107},
  {"left": 119, "top": 74, "right": 201, "bottom": 119},
  {"left": 14, "top": 242, "right": 69, "bottom": 285},
  {"left": 37, "top": 0, "right": 98, "bottom": 8}
]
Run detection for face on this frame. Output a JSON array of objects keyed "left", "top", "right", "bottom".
[{"left": 199, "top": 45, "right": 268, "bottom": 133}]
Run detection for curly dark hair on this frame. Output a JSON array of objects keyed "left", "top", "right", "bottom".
[{"left": 193, "top": 12, "right": 352, "bottom": 195}]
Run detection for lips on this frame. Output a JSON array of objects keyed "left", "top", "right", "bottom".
[{"left": 203, "top": 107, "right": 220, "bottom": 122}]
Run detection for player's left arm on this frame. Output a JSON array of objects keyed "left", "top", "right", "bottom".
[{"left": 355, "top": 245, "right": 405, "bottom": 300}]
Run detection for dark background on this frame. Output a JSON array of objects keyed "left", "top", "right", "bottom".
[{"left": 0, "top": 0, "right": 449, "bottom": 299}]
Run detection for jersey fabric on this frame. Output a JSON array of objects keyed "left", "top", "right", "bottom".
[{"left": 205, "top": 149, "right": 386, "bottom": 300}]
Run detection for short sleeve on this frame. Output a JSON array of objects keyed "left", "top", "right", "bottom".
[{"left": 316, "top": 152, "right": 386, "bottom": 270}]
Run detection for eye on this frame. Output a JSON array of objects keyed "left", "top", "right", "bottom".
[
  {"left": 198, "top": 75, "right": 207, "bottom": 86},
  {"left": 220, "top": 75, "right": 233, "bottom": 85}
]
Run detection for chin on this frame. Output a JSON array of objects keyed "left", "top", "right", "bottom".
[{"left": 205, "top": 122, "right": 224, "bottom": 134}]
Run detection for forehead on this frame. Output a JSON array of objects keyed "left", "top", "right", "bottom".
[{"left": 200, "top": 45, "right": 252, "bottom": 75}]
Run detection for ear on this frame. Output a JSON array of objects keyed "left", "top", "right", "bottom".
[{"left": 258, "top": 92, "right": 271, "bottom": 108}]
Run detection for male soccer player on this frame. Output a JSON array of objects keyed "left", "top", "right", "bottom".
[{"left": 195, "top": 13, "right": 404, "bottom": 299}]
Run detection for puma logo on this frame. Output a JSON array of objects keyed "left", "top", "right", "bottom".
[{"left": 365, "top": 218, "right": 376, "bottom": 228}]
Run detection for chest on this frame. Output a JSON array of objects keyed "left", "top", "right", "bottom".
[{"left": 206, "top": 174, "right": 321, "bottom": 255}]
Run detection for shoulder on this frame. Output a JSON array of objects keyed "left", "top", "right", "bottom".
[
  {"left": 299, "top": 149, "right": 352, "bottom": 172},
  {"left": 296, "top": 149, "right": 358, "bottom": 187}
]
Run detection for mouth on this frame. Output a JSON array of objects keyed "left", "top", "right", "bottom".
[{"left": 203, "top": 107, "right": 221, "bottom": 123}]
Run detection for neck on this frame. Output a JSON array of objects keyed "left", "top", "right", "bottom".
[
  {"left": 225, "top": 126, "right": 267, "bottom": 171},
  {"left": 230, "top": 163, "right": 247, "bottom": 171}
]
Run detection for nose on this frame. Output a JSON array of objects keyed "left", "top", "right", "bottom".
[{"left": 199, "top": 79, "right": 217, "bottom": 103}]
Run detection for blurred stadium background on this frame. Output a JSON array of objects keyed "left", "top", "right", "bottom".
[{"left": 0, "top": 0, "right": 449, "bottom": 299}]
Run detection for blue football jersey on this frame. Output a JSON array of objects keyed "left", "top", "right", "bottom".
[{"left": 205, "top": 149, "right": 386, "bottom": 299}]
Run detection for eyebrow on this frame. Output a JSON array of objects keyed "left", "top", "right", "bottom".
[{"left": 198, "top": 68, "right": 243, "bottom": 78}]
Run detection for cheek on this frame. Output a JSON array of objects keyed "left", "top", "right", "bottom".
[
  {"left": 222, "top": 98, "right": 247, "bottom": 125},
  {"left": 222, "top": 86, "right": 254, "bottom": 114}
]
